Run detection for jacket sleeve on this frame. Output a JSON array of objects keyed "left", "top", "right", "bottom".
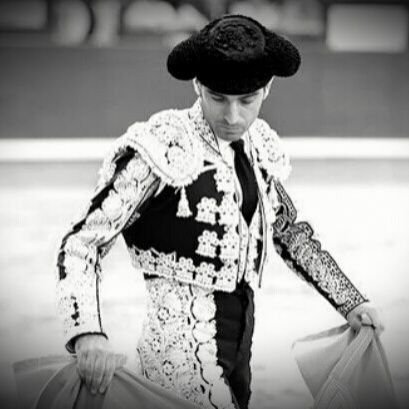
[
  {"left": 56, "top": 147, "right": 160, "bottom": 353},
  {"left": 271, "top": 179, "right": 369, "bottom": 318}
]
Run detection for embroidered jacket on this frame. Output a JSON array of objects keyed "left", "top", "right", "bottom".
[{"left": 56, "top": 100, "right": 368, "bottom": 352}]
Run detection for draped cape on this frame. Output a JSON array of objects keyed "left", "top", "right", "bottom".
[{"left": 13, "top": 356, "right": 200, "bottom": 409}]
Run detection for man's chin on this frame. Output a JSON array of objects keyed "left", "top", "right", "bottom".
[{"left": 217, "top": 130, "right": 244, "bottom": 142}]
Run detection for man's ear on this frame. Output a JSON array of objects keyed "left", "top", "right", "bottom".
[
  {"left": 263, "top": 77, "right": 275, "bottom": 100},
  {"left": 193, "top": 78, "right": 201, "bottom": 97}
]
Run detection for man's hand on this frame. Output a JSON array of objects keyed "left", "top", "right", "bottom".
[
  {"left": 346, "top": 302, "right": 385, "bottom": 336},
  {"left": 74, "top": 334, "right": 127, "bottom": 395}
]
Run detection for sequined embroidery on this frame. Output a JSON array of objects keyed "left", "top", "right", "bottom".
[
  {"left": 196, "top": 230, "right": 219, "bottom": 259},
  {"left": 196, "top": 197, "right": 218, "bottom": 225},
  {"left": 249, "top": 118, "right": 291, "bottom": 183},
  {"left": 138, "top": 278, "right": 235, "bottom": 409},
  {"left": 214, "top": 166, "right": 235, "bottom": 194},
  {"left": 272, "top": 180, "right": 368, "bottom": 317},
  {"left": 218, "top": 194, "right": 239, "bottom": 227},
  {"left": 129, "top": 246, "right": 237, "bottom": 291},
  {"left": 219, "top": 229, "right": 240, "bottom": 263},
  {"left": 57, "top": 154, "right": 159, "bottom": 346}
]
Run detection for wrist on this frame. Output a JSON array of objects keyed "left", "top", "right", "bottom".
[{"left": 72, "top": 332, "right": 108, "bottom": 353}]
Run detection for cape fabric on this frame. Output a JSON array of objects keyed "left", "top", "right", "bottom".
[
  {"left": 293, "top": 325, "right": 400, "bottom": 409},
  {"left": 13, "top": 356, "right": 200, "bottom": 409}
]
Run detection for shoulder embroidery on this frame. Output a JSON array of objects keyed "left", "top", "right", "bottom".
[
  {"left": 250, "top": 118, "right": 291, "bottom": 183},
  {"left": 95, "top": 127, "right": 148, "bottom": 193},
  {"left": 126, "top": 109, "right": 205, "bottom": 188},
  {"left": 96, "top": 108, "right": 205, "bottom": 218}
]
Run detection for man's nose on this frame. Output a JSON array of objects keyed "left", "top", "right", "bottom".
[{"left": 223, "top": 103, "right": 240, "bottom": 125}]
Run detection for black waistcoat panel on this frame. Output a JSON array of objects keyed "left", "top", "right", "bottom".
[{"left": 123, "top": 166, "right": 233, "bottom": 273}]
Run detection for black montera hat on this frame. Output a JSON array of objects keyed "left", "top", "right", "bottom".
[{"left": 167, "top": 14, "right": 301, "bottom": 95}]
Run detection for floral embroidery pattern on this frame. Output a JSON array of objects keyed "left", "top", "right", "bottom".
[
  {"left": 100, "top": 109, "right": 205, "bottom": 189},
  {"left": 272, "top": 180, "right": 368, "bottom": 317},
  {"left": 249, "top": 118, "right": 291, "bottom": 183},
  {"left": 213, "top": 166, "right": 235, "bottom": 194},
  {"left": 201, "top": 165, "right": 242, "bottom": 276},
  {"left": 218, "top": 194, "right": 239, "bottom": 227},
  {"left": 57, "top": 154, "right": 158, "bottom": 346},
  {"left": 196, "top": 197, "right": 218, "bottom": 225},
  {"left": 129, "top": 246, "right": 237, "bottom": 291},
  {"left": 138, "top": 278, "right": 235, "bottom": 409},
  {"left": 189, "top": 99, "right": 221, "bottom": 160},
  {"left": 56, "top": 97, "right": 369, "bottom": 375},
  {"left": 219, "top": 229, "right": 240, "bottom": 262},
  {"left": 197, "top": 230, "right": 219, "bottom": 258}
]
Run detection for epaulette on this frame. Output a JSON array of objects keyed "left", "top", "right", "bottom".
[
  {"left": 96, "top": 108, "right": 205, "bottom": 218},
  {"left": 97, "top": 108, "right": 205, "bottom": 192},
  {"left": 250, "top": 118, "right": 291, "bottom": 183}
]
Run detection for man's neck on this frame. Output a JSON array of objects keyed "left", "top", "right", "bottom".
[{"left": 217, "top": 137, "right": 232, "bottom": 148}]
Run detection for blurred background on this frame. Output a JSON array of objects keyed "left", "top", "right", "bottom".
[{"left": 0, "top": 1, "right": 409, "bottom": 408}]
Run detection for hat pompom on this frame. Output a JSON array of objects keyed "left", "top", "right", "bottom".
[
  {"left": 263, "top": 31, "right": 301, "bottom": 77},
  {"left": 167, "top": 35, "right": 198, "bottom": 80}
]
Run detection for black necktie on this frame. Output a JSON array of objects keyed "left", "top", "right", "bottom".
[{"left": 230, "top": 139, "right": 258, "bottom": 225}]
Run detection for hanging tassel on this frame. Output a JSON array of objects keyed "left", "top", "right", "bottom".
[{"left": 176, "top": 187, "right": 192, "bottom": 218}]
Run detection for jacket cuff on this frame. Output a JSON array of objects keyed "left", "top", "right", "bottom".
[
  {"left": 65, "top": 331, "right": 109, "bottom": 354},
  {"left": 338, "top": 297, "right": 370, "bottom": 318},
  {"left": 272, "top": 180, "right": 369, "bottom": 318}
]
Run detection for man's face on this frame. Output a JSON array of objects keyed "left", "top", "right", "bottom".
[{"left": 196, "top": 81, "right": 269, "bottom": 142}]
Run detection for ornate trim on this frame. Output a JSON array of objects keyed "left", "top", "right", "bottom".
[
  {"left": 219, "top": 228, "right": 240, "bottom": 263},
  {"left": 214, "top": 165, "right": 235, "bottom": 195},
  {"left": 272, "top": 181, "right": 368, "bottom": 317},
  {"left": 196, "top": 197, "right": 218, "bottom": 225},
  {"left": 249, "top": 118, "right": 291, "bottom": 183},
  {"left": 188, "top": 99, "right": 221, "bottom": 159},
  {"left": 129, "top": 246, "right": 237, "bottom": 292},
  {"left": 138, "top": 278, "right": 235, "bottom": 408},
  {"left": 127, "top": 109, "right": 205, "bottom": 188},
  {"left": 243, "top": 207, "right": 263, "bottom": 288},
  {"left": 97, "top": 108, "right": 206, "bottom": 192},
  {"left": 57, "top": 154, "right": 158, "bottom": 344},
  {"left": 95, "top": 135, "right": 151, "bottom": 192},
  {"left": 196, "top": 230, "right": 219, "bottom": 259}
]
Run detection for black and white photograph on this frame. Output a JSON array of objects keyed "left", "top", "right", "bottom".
[{"left": 0, "top": 1, "right": 408, "bottom": 408}]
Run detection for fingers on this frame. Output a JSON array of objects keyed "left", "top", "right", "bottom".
[
  {"left": 349, "top": 316, "right": 362, "bottom": 333},
  {"left": 76, "top": 351, "right": 123, "bottom": 394},
  {"left": 90, "top": 353, "right": 105, "bottom": 394},
  {"left": 97, "top": 353, "right": 128, "bottom": 394},
  {"left": 360, "top": 312, "right": 372, "bottom": 326},
  {"left": 76, "top": 350, "right": 87, "bottom": 379},
  {"left": 99, "top": 354, "right": 117, "bottom": 394},
  {"left": 362, "top": 309, "right": 385, "bottom": 336},
  {"left": 348, "top": 305, "right": 385, "bottom": 337},
  {"left": 84, "top": 352, "right": 96, "bottom": 392}
]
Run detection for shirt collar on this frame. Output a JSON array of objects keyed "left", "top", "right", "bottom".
[{"left": 217, "top": 137, "right": 231, "bottom": 150}]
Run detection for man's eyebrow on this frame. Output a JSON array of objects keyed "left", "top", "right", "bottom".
[
  {"left": 208, "top": 89, "right": 223, "bottom": 97},
  {"left": 241, "top": 91, "right": 259, "bottom": 98},
  {"left": 207, "top": 90, "right": 259, "bottom": 98}
]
